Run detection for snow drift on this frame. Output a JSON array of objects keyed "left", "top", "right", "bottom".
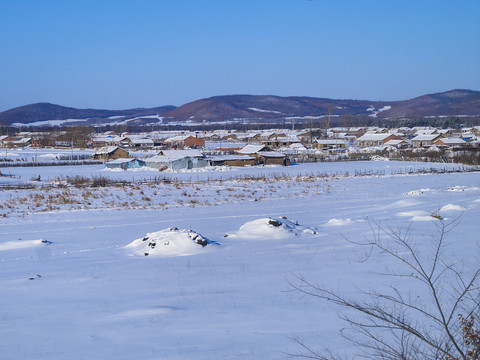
[
  {"left": 0, "top": 239, "right": 52, "bottom": 251},
  {"left": 325, "top": 218, "right": 355, "bottom": 226},
  {"left": 439, "top": 204, "right": 466, "bottom": 212},
  {"left": 125, "top": 228, "right": 214, "bottom": 257},
  {"left": 226, "top": 217, "right": 318, "bottom": 240}
]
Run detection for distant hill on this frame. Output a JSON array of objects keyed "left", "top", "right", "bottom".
[
  {"left": 162, "top": 90, "right": 480, "bottom": 122},
  {"left": 374, "top": 89, "right": 480, "bottom": 119},
  {"left": 1, "top": 89, "right": 479, "bottom": 127},
  {"left": 0, "top": 103, "right": 176, "bottom": 126}
]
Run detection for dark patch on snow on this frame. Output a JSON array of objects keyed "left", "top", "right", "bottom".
[{"left": 268, "top": 219, "right": 282, "bottom": 227}]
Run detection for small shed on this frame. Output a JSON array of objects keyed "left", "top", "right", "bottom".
[
  {"left": 237, "top": 145, "right": 289, "bottom": 166},
  {"left": 257, "top": 151, "right": 290, "bottom": 166},
  {"left": 208, "top": 155, "right": 256, "bottom": 167},
  {"left": 104, "top": 158, "right": 146, "bottom": 170},
  {"left": 145, "top": 149, "right": 209, "bottom": 170}
]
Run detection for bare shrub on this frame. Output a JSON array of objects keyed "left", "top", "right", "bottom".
[{"left": 290, "top": 218, "right": 480, "bottom": 360}]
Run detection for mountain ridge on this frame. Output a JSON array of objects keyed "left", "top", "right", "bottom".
[{"left": 1, "top": 89, "right": 479, "bottom": 127}]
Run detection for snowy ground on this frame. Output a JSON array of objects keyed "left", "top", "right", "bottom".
[{"left": 0, "top": 161, "right": 479, "bottom": 359}]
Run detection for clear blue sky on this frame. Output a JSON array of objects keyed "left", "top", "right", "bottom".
[{"left": 0, "top": 0, "right": 479, "bottom": 111}]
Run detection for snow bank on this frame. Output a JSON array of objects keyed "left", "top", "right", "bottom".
[
  {"left": 396, "top": 210, "right": 440, "bottom": 222},
  {"left": 371, "top": 155, "right": 389, "bottom": 161},
  {"left": 226, "top": 217, "right": 318, "bottom": 240},
  {"left": 111, "top": 307, "right": 175, "bottom": 320},
  {"left": 439, "top": 204, "right": 466, "bottom": 212},
  {"left": 405, "top": 188, "right": 432, "bottom": 196},
  {"left": 125, "top": 228, "right": 214, "bottom": 257},
  {"left": 325, "top": 218, "right": 355, "bottom": 226},
  {"left": 0, "top": 239, "right": 52, "bottom": 251},
  {"left": 411, "top": 215, "right": 439, "bottom": 222},
  {"left": 447, "top": 186, "right": 480, "bottom": 192}
]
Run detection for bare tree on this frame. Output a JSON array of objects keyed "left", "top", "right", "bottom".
[{"left": 289, "top": 217, "right": 480, "bottom": 359}]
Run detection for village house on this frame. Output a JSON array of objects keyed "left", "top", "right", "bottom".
[
  {"left": 92, "top": 146, "right": 129, "bottom": 161},
  {"left": 433, "top": 137, "right": 467, "bottom": 149},
  {"left": 411, "top": 134, "right": 443, "bottom": 148},
  {"left": 208, "top": 155, "right": 256, "bottom": 167},
  {"left": 261, "top": 136, "right": 301, "bottom": 149},
  {"left": 383, "top": 139, "right": 409, "bottom": 149},
  {"left": 1, "top": 135, "right": 18, "bottom": 147},
  {"left": 237, "top": 144, "right": 289, "bottom": 166},
  {"left": 164, "top": 135, "right": 205, "bottom": 149},
  {"left": 1, "top": 136, "right": 32, "bottom": 148},
  {"left": 355, "top": 133, "right": 402, "bottom": 147},
  {"left": 145, "top": 149, "right": 209, "bottom": 170},
  {"left": 312, "top": 139, "right": 347, "bottom": 151},
  {"left": 237, "top": 144, "right": 271, "bottom": 156},
  {"left": 104, "top": 158, "right": 146, "bottom": 170},
  {"left": 90, "top": 136, "right": 120, "bottom": 148},
  {"left": 257, "top": 151, "right": 290, "bottom": 166},
  {"left": 244, "top": 133, "right": 261, "bottom": 143},
  {"left": 221, "top": 134, "right": 238, "bottom": 141},
  {"left": 128, "top": 137, "right": 154, "bottom": 149}
]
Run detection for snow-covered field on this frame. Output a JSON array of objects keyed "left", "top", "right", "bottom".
[{"left": 1, "top": 161, "right": 479, "bottom": 359}]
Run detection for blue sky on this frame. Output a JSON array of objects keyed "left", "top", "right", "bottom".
[{"left": 0, "top": 0, "right": 479, "bottom": 111}]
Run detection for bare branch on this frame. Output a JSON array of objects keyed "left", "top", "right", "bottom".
[{"left": 289, "top": 216, "right": 479, "bottom": 360}]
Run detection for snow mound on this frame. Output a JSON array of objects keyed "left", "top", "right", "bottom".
[
  {"left": 396, "top": 210, "right": 441, "bottom": 221},
  {"left": 447, "top": 186, "right": 479, "bottom": 192},
  {"left": 371, "top": 155, "right": 389, "bottom": 161},
  {"left": 125, "top": 228, "right": 214, "bottom": 257},
  {"left": 226, "top": 217, "right": 318, "bottom": 240},
  {"left": 439, "top": 204, "right": 466, "bottom": 212},
  {"left": 411, "top": 215, "right": 439, "bottom": 222},
  {"left": 396, "top": 210, "right": 430, "bottom": 217},
  {"left": 325, "top": 218, "right": 355, "bottom": 226},
  {"left": 405, "top": 188, "right": 432, "bottom": 196}
]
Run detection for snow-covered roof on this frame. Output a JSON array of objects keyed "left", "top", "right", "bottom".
[
  {"left": 288, "top": 143, "right": 307, "bottom": 150},
  {"left": 94, "top": 146, "right": 123, "bottom": 155},
  {"left": 257, "top": 151, "right": 286, "bottom": 158},
  {"left": 435, "top": 137, "right": 466, "bottom": 145},
  {"left": 154, "top": 149, "right": 204, "bottom": 162},
  {"left": 356, "top": 133, "right": 392, "bottom": 141},
  {"left": 414, "top": 129, "right": 437, "bottom": 136},
  {"left": 314, "top": 139, "right": 346, "bottom": 145},
  {"left": 130, "top": 138, "right": 154, "bottom": 145},
  {"left": 270, "top": 136, "right": 301, "bottom": 142},
  {"left": 165, "top": 135, "right": 189, "bottom": 142},
  {"left": 237, "top": 144, "right": 268, "bottom": 154},
  {"left": 411, "top": 134, "right": 442, "bottom": 141},
  {"left": 105, "top": 158, "right": 135, "bottom": 165},
  {"left": 208, "top": 155, "right": 255, "bottom": 161},
  {"left": 165, "top": 134, "right": 201, "bottom": 142},
  {"left": 260, "top": 132, "right": 275, "bottom": 137},
  {"left": 91, "top": 136, "right": 121, "bottom": 143}
]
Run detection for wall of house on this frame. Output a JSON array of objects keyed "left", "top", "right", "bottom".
[
  {"left": 184, "top": 137, "right": 205, "bottom": 148},
  {"left": 262, "top": 157, "right": 286, "bottom": 165},
  {"left": 224, "top": 159, "right": 256, "bottom": 167},
  {"left": 171, "top": 157, "right": 209, "bottom": 170}
]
